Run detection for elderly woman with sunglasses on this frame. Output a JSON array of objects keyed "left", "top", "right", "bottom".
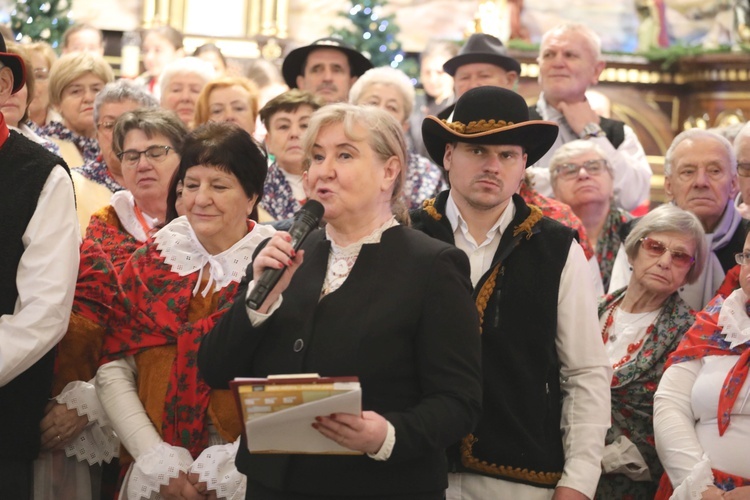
[
  {"left": 654, "top": 226, "right": 750, "bottom": 499},
  {"left": 550, "top": 139, "right": 632, "bottom": 291},
  {"left": 595, "top": 204, "right": 706, "bottom": 499}
]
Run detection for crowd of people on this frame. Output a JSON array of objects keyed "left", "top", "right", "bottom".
[{"left": 1, "top": 17, "right": 750, "bottom": 500}]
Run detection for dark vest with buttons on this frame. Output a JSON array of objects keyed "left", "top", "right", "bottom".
[
  {"left": 0, "top": 130, "right": 69, "bottom": 461},
  {"left": 410, "top": 192, "right": 576, "bottom": 488},
  {"left": 528, "top": 104, "right": 625, "bottom": 149}
]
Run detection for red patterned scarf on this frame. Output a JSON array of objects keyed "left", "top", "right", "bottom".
[
  {"left": 85, "top": 206, "right": 141, "bottom": 273},
  {"left": 101, "top": 241, "right": 238, "bottom": 458},
  {"left": 666, "top": 292, "right": 750, "bottom": 436}
]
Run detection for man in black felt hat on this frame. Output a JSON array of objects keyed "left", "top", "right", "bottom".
[
  {"left": 0, "top": 35, "right": 78, "bottom": 499},
  {"left": 436, "top": 33, "right": 521, "bottom": 120},
  {"left": 281, "top": 37, "right": 373, "bottom": 104},
  {"left": 411, "top": 86, "right": 611, "bottom": 500}
]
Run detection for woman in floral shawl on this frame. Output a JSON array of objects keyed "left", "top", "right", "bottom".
[
  {"left": 32, "top": 108, "right": 187, "bottom": 499},
  {"left": 654, "top": 227, "right": 750, "bottom": 499},
  {"left": 86, "top": 108, "right": 187, "bottom": 272},
  {"left": 596, "top": 205, "right": 707, "bottom": 499},
  {"left": 259, "top": 89, "right": 324, "bottom": 221},
  {"left": 96, "top": 122, "right": 275, "bottom": 499},
  {"left": 550, "top": 139, "right": 631, "bottom": 291}
]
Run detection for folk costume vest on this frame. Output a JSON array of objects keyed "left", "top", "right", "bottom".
[
  {"left": 411, "top": 192, "right": 576, "bottom": 488},
  {"left": 0, "top": 129, "right": 70, "bottom": 460},
  {"left": 528, "top": 105, "right": 625, "bottom": 149}
]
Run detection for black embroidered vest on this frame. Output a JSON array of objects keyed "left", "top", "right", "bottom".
[
  {"left": 411, "top": 192, "right": 575, "bottom": 488},
  {"left": 0, "top": 131, "right": 69, "bottom": 460}
]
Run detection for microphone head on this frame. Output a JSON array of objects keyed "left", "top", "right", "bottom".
[{"left": 296, "top": 199, "right": 324, "bottom": 224}]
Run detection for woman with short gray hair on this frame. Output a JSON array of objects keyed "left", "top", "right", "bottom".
[
  {"left": 159, "top": 57, "right": 216, "bottom": 128},
  {"left": 596, "top": 204, "right": 706, "bottom": 499},
  {"left": 350, "top": 66, "right": 446, "bottom": 210},
  {"left": 550, "top": 139, "right": 630, "bottom": 290},
  {"left": 74, "top": 79, "right": 159, "bottom": 194}
]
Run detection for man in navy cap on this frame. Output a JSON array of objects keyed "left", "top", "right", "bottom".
[
  {"left": 0, "top": 35, "right": 78, "bottom": 499},
  {"left": 282, "top": 37, "right": 373, "bottom": 104}
]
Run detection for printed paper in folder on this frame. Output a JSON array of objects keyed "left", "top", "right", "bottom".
[{"left": 230, "top": 375, "right": 362, "bottom": 455}]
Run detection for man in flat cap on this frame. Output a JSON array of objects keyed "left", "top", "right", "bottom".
[
  {"left": 437, "top": 33, "right": 521, "bottom": 119},
  {"left": 0, "top": 36, "right": 78, "bottom": 498},
  {"left": 282, "top": 37, "right": 373, "bottom": 104},
  {"left": 412, "top": 86, "right": 611, "bottom": 500}
]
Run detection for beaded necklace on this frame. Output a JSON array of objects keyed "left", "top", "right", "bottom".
[{"left": 601, "top": 296, "right": 655, "bottom": 370}]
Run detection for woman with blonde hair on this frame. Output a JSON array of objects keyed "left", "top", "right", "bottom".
[
  {"left": 199, "top": 104, "right": 482, "bottom": 498},
  {"left": 42, "top": 51, "right": 114, "bottom": 167},
  {"left": 24, "top": 41, "right": 59, "bottom": 129},
  {"left": 194, "top": 76, "right": 259, "bottom": 136},
  {"left": 159, "top": 57, "right": 215, "bottom": 129}
]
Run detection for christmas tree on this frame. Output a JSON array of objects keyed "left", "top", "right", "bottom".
[
  {"left": 330, "top": 0, "right": 417, "bottom": 77},
  {"left": 11, "top": 0, "right": 73, "bottom": 48}
]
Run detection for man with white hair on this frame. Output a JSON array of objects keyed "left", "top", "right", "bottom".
[
  {"left": 528, "top": 23, "right": 652, "bottom": 212},
  {"left": 609, "top": 129, "right": 749, "bottom": 310},
  {"left": 733, "top": 122, "right": 750, "bottom": 219}
]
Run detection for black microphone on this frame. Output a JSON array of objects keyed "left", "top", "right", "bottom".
[{"left": 246, "top": 200, "right": 325, "bottom": 310}]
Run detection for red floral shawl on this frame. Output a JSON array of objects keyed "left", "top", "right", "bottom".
[
  {"left": 665, "top": 293, "right": 750, "bottom": 435},
  {"left": 85, "top": 205, "right": 141, "bottom": 273},
  {"left": 519, "top": 182, "right": 595, "bottom": 260},
  {"left": 101, "top": 240, "right": 240, "bottom": 458},
  {"left": 73, "top": 238, "right": 119, "bottom": 325}
]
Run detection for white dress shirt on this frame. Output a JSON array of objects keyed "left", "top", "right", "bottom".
[
  {"left": 444, "top": 191, "right": 612, "bottom": 499},
  {"left": 654, "top": 358, "right": 750, "bottom": 498},
  {"left": 0, "top": 166, "right": 80, "bottom": 386},
  {"left": 528, "top": 94, "right": 652, "bottom": 212}
]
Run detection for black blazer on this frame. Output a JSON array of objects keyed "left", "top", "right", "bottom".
[{"left": 198, "top": 225, "right": 482, "bottom": 498}]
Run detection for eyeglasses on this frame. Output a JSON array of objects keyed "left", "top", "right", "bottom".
[
  {"left": 639, "top": 237, "right": 695, "bottom": 268},
  {"left": 735, "top": 252, "right": 750, "bottom": 265},
  {"left": 117, "top": 145, "right": 173, "bottom": 166},
  {"left": 738, "top": 162, "right": 750, "bottom": 178},
  {"left": 97, "top": 121, "right": 116, "bottom": 131},
  {"left": 33, "top": 68, "right": 49, "bottom": 81},
  {"left": 554, "top": 159, "right": 608, "bottom": 181}
]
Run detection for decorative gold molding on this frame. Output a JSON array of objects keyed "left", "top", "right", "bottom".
[{"left": 142, "top": 0, "right": 288, "bottom": 39}]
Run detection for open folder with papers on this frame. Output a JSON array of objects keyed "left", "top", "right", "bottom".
[{"left": 230, "top": 374, "right": 363, "bottom": 455}]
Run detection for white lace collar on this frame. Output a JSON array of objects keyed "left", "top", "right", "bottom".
[
  {"left": 111, "top": 190, "right": 159, "bottom": 242},
  {"left": 321, "top": 217, "right": 398, "bottom": 296},
  {"left": 325, "top": 217, "right": 399, "bottom": 256},
  {"left": 718, "top": 288, "right": 750, "bottom": 349},
  {"left": 154, "top": 216, "right": 276, "bottom": 296}
]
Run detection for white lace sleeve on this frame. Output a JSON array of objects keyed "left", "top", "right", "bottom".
[
  {"left": 127, "top": 442, "right": 194, "bottom": 500},
  {"left": 669, "top": 456, "right": 714, "bottom": 500},
  {"left": 190, "top": 438, "right": 246, "bottom": 500},
  {"left": 55, "top": 380, "right": 119, "bottom": 465}
]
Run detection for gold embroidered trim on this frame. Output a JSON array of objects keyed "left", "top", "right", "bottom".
[
  {"left": 513, "top": 204, "right": 543, "bottom": 239},
  {"left": 460, "top": 434, "right": 563, "bottom": 486},
  {"left": 422, "top": 198, "right": 442, "bottom": 221},
  {"left": 474, "top": 264, "right": 500, "bottom": 335},
  {"left": 442, "top": 119, "right": 515, "bottom": 134}
]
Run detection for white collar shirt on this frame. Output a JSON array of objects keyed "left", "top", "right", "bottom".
[{"left": 445, "top": 192, "right": 516, "bottom": 287}]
